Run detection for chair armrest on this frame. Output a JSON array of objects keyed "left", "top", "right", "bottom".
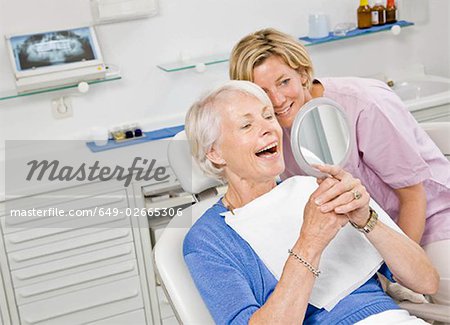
[{"left": 398, "top": 301, "right": 450, "bottom": 323}]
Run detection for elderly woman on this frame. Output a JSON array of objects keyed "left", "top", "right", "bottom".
[
  {"left": 229, "top": 28, "right": 450, "bottom": 306},
  {"left": 183, "top": 80, "right": 438, "bottom": 324}
]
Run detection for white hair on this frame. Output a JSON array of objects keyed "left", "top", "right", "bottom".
[{"left": 185, "top": 80, "right": 272, "bottom": 179}]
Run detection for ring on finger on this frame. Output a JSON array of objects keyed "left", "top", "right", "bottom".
[{"left": 352, "top": 189, "right": 362, "bottom": 200}]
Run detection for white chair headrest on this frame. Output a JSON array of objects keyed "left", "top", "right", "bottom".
[{"left": 168, "top": 131, "right": 222, "bottom": 194}]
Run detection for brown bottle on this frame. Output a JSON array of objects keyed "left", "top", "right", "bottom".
[
  {"left": 371, "top": 0, "right": 386, "bottom": 26},
  {"left": 386, "top": 0, "right": 398, "bottom": 23},
  {"left": 357, "top": 0, "right": 372, "bottom": 29}
]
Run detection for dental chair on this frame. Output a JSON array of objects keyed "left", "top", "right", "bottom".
[
  {"left": 153, "top": 131, "right": 218, "bottom": 324},
  {"left": 154, "top": 130, "right": 450, "bottom": 325},
  {"left": 396, "top": 121, "right": 450, "bottom": 324}
]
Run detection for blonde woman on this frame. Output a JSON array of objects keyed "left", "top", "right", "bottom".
[{"left": 230, "top": 28, "right": 450, "bottom": 306}]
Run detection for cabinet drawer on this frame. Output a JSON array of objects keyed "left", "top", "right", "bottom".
[
  {"left": 141, "top": 166, "right": 177, "bottom": 196},
  {"left": 15, "top": 259, "right": 139, "bottom": 305},
  {"left": 3, "top": 189, "right": 129, "bottom": 233},
  {"left": 18, "top": 276, "right": 144, "bottom": 325},
  {"left": 86, "top": 308, "right": 146, "bottom": 325},
  {"left": 5, "top": 215, "right": 131, "bottom": 253},
  {"left": 12, "top": 243, "right": 136, "bottom": 288},
  {"left": 8, "top": 226, "right": 133, "bottom": 270}
]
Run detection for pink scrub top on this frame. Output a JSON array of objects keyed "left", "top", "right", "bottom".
[{"left": 282, "top": 77, "right": 450, "bottom": 246}]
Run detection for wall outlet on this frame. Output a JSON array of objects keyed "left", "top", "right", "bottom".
[{"left": 52, "top": 96, "right": 73, "bottom": 119}]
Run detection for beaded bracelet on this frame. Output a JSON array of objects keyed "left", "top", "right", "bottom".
[{"left": 288, "top": 249, "right": 321, "bottom": 278}]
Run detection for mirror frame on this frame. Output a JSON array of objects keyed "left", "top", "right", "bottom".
[{"left": 290, "top": 97, "right": 354, "bottom": 178}]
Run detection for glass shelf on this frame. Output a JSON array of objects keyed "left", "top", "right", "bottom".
[
  {"left": 157, "top": 54, "right": 229, "bottom": 72},
  {"left": 0, "top": 75, "right": 122, "bottom": 101},
  {"left": 157, "top": 20, "right": 414, "bottom": 73},
  {"left": 299, "top": 20, "right": 413, "bottom": 45}
]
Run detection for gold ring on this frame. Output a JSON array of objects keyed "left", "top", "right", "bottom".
[{"left": 352, "top": 189, "right": 362, "bottom": 200}]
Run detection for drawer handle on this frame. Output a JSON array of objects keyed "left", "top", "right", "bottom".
[
  {"left": 7, "top": 214, "right": 128, "bottom": 244},
  {"left": 23, "top": 289, "right": 140, "bottom": 324},
  {"left": 19, "top": 263, "right": 136, "bottom": 298},
  {"left": 12, "top": 229, "right": 130, "bottom": 262},
  {"left": 15, "top": 246, "right": 133, "bottom": 280}
]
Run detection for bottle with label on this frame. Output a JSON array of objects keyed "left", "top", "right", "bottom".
[
  {"left": 357, "top": 0, "right": 372, "bottom": 29},
  {"left": 371, "top": 0, "right": 386, "bottom": 26},
  {"left": 386, "top": 0, "right": 398, "bottom": 24}
]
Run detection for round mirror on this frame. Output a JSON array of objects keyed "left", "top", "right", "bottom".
[{"left": 290, "top": 98, "right": 353, "bottom": 178}]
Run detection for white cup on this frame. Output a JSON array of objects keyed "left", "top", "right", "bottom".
[
  {"left": 308, "top": 13, "right": 330, "bottom": 39},
  {"left": 91, "top": 127, "right": 109, "bottom": 146}
]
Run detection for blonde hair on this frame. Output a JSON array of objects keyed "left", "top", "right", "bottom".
[
  {"left": 185, "top": 80, "right": 272, "bottom": 180},
  {"left": 229, "top": 28, "right": 314, "bottom": 89}
]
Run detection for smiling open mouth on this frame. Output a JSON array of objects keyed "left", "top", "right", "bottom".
[
  {"left": 275, "top": 103, "right": 293, "bottom": 117},
  {"left": 255, "top": 143, "right": 278, "bottom": 157}
]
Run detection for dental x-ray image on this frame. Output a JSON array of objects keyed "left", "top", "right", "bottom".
[{"left": 10, "top": 27, "right": 98, "bottom": 71}]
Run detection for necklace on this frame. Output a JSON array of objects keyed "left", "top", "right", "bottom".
[{"left": 222, "top": 195, "right": 235, "bottom": 215}]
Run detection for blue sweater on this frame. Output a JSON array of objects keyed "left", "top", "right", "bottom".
[{"left": 183, "top": 199, "right": 399, "bottom": 325}]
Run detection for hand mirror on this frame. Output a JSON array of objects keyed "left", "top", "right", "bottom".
[{"left": 290, "top": 98, "right": 354, "bottom": 178}]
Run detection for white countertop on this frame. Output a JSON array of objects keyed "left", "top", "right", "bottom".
[
  {"left": 384, "top": 65, "right": 450, "bottom": 112},
  {"left": 0, "top": 138, "right": 171, "bottom": 202},
  {"left": 396, "top": 74, "right": 450, "bottom": 112}
]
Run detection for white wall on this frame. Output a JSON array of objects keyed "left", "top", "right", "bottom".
[{"left": 0, "top": 0, "right": 449, "bottom": 148}]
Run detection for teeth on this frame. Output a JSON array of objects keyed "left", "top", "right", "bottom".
[
  {"left": 256, "top": 143, "right": 277, "bottom": 154},
  {"left": 276, "top": 106, "right": 290, "bottom": 116}
]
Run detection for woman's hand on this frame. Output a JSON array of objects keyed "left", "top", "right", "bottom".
[
  {"left": 299, "top": 176, "right": 349, "bottom": 253},
  {"left": 311, "top": 165, "right": 439, "bottom": 295},
  {"left": 312, "top": 164, "right": 370, "bottom": 227}
]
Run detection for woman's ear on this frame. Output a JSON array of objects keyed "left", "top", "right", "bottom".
[
  {"left": 301, "top": 74, "right": 308, "bottom": 87},
  {"left": 206, "top": 145, "right": 226, "bottom": 166},
  {"left": 296, "top": 68, "right": 308, "bottom": 86}
]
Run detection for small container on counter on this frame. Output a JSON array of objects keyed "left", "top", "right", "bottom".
[
  {"left": 357, "top": 0, "right": 372, "bottom": 29},
  {"left": 386, "top": 0, "right": 398, "bottom": 23},
  {"left": 371, "top": 0, "right": 386, "bottom": 26}
]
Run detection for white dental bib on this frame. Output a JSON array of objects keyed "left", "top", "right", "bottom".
[{"left": 222, "top": 176, "right": 403, "bottom": 311}]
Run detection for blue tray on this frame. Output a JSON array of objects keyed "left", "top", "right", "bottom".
[{"left": 86, "top": 125, "right": 184, "bottom": 153}]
